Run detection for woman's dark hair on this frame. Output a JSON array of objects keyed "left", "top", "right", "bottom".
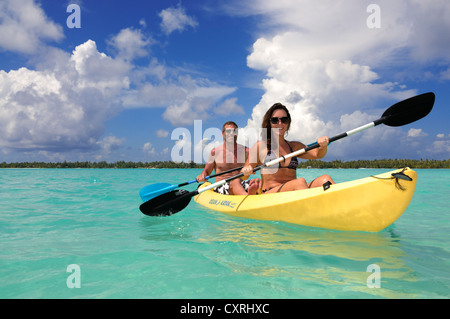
[{"left": 261, "top": 103, "right": 291, "bottom": 145}]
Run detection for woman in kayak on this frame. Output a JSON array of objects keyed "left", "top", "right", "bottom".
[{"left": 242, "top": 103, "right": 335, "bottom": 193}]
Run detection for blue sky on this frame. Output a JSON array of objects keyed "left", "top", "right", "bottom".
[{"left": 0, "top": 0, "right": 449, "bottom": 163}]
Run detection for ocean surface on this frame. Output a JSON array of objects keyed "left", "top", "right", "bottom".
[{"left": 0, "top": 168, "right": 448, "bottom": 299}]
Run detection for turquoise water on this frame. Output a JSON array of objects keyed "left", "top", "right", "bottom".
[{"left": 0, "top": 168, "right": 448, "bottom": 299}]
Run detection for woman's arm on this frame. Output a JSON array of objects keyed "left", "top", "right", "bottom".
[{"left": 295, "top": 136, "right": 329, "bottom": 160}]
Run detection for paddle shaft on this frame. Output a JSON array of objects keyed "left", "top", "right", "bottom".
[
  {"left": 193, "top": 115, "right": 391, "bottom": 195},
  {"left": 153, "top": 119, "right": 380, "bottom": 201},
  {"left": 139, "top": 165, "right": 244, "bottom": 202},
  {"left": 178, "top": 165, "right": 243, "bottom": 187},
  {"left": 145, "top": 165, "right": 245, "bottom": 212}
]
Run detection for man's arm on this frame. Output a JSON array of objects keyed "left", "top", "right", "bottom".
[{"left": 196, "top": 148, "right": 216, "bottom": 182}]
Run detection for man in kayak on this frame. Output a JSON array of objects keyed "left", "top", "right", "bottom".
[
  {"left": 196, "top": 121, "right": 261, "bottom": 195},
  {"left": 241, "top": 103, "right": 335, "bottom": 193}
]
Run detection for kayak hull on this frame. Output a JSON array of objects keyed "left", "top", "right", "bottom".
[{"left": 194, "top": 168, "right": 417, "bottom": 232}]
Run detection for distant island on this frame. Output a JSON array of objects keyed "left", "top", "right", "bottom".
[{"left": 1, "top": 159, "right": 449, "bottom": 169}]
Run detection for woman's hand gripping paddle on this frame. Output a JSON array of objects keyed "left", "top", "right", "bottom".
[{"left": 140, "top": 92, "right": 435, "bottom": 217}]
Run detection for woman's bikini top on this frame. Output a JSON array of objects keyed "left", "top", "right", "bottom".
[{"left": 263, "top": 141, "right": 299, "bottom": 170}]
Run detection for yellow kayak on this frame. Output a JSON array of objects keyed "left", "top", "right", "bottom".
[{"left": 194, "top": 168, "right": 417, "bottom": 232}]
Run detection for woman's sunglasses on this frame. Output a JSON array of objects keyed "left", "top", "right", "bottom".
[{"left": 270, "top": 117, "right": 290, "bottom": 124}]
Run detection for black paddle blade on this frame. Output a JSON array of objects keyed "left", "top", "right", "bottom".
[
  {"left": 382, "top": 92, "right": 435, "bottom": 127},
  {"left": 139, "top": 189, "right": 192, "bottom": 216}
]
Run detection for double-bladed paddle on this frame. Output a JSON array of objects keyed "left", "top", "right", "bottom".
[
  {"left": 139, "top": 165, "right": 244, "bottom": 202},
  {"left": 140, "top": 92, "right": 435, "bottom": 217}
]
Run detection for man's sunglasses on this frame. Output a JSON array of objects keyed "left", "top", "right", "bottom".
[
  {"left": 270, "top": 117, "right": 290, "bottom": 124},
  {"left": 224, "top": 128, "right": 238, "bottom": 134}
]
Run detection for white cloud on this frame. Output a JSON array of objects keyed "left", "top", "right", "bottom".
[
  {"left": 143, "top": 141, "right": 178, "bottom": 160},
  {"left": 431, "top": 140, "right": 450, "bottom": 153},
  {"left": 142, "top": 142, "right": 156, "bottom": 155},
  {"left": 0, "top": 40, "right": 129, "bottom": 152},
  {"left": 156, "top": 129, "right": 169, "bottom": 138},
  {"left": 0, "top": 1, "right": 240, "bottom": 161},
  {"left": 70, "top": 40, "right": 131, "bottom": 93},
  {"left": 408, "top": 128, "right": 427, "bottom": 138},
  {"left": 107, "top": 27, "right": 151, "bottom": 61},
  {"left": 440, "top": 68, "right": 450, "bottom": 80},
  {"left": 3, "top": 0, "right": 446, "bottom": 162},
  {"left": 232, "top": 0, "right": 449, "bottom": 159},
  {"left": 339, "top": 111, "right": 374, "bottom": 133},
  {"left": 37, "top": 150, "right": 65, "bottom": 162},
  {"left": 0, "top": 21, "right": 239, "bottom": 159},
  {"left": 161, "top": 78, "right": 237, "bottom": 126},
  {"left": 159, "top": 4, "right": 198, "bottom": 35},
  {"left": 116, "top": 43, "right": 240, "bottom": 126},
  {"left": 213, "top": 97, "right": 245, "bottom": 116},
  {"left": 0, "top": 0, "right": 64, "bottom": 53},
  {"left": 163, "top": 98, "right": 210, "bottom": 126},
  {"left": 122, "top": 82, "right": 184, "bottom": 109},
  {"left": 98, "top": 135, "right": 125, "bottom": 153},
  {"left": 427, "top": 135, "right": 450, "bottom": 156},
  {"left": 239, "top": 0, "right": 450, "bottom": 66}
]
